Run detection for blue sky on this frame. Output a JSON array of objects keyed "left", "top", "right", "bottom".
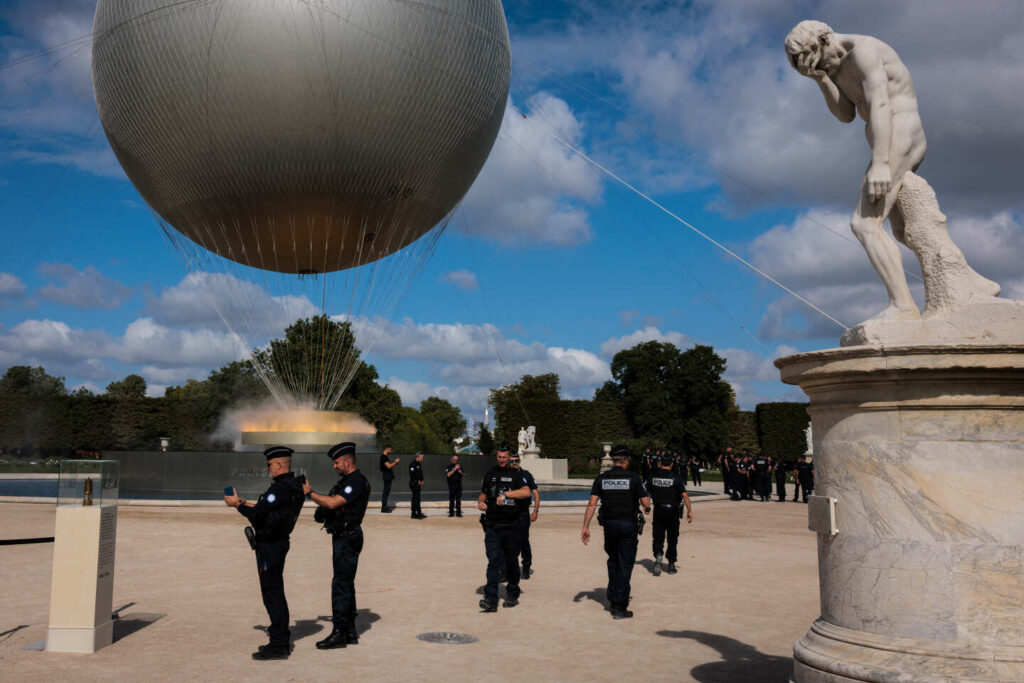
[{"left": 2, "top": 0, "right": 1023, "bottom": 425}]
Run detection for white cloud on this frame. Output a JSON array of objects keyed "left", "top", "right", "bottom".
[
  {"left": 461, "top": 92, "right": 603, "bottom": 247},
  {"left": 37, "top": 262, "right": 133, "bottom": 309},
  {"left": 0, "top": 272, "right": 27, "bottom": 306},
  {"left": 439, "top": 270, "right": 479, "bottom": 290},
  {"left": 600, "top": 326, "right": 691, "bottom": 358}
]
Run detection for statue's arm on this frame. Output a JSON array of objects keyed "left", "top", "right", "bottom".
[
  {"left": 857, "top": 46, "right": 894, "bottom": 199},
  {"left": 815, "top": 75, "right": 855, "bottom": 123}
]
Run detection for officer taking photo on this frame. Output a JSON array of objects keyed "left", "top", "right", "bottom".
[
  {"left": 223, "top": 445, "right": 305, "bottom": 660},
  {"left": 303, "top": 442, "right": 370, "bottom": 650},
  {"left": 477, "top": 443, "right": 531, "bottom": 612},
  {"left": 581, "top": 445, "right": 651, "bottom": 619}
]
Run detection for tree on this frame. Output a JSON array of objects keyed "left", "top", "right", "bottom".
[
  {"left": 106, "top": 374, "right": 147, "bottom": 400},
  {"left": 489, "top": 373, "right": 560, "bottom": 445},
  {"left": 165, "top": 361, "right": 267, "bottom": 410},
  {"left": 419, "top": 396, "right": 466, "bottom": 445},
  {"left": 387, "top": 406, "right": 449, "bottom": 454},
  {"left": 0, "top": 366, "right": 67, "bottom": 396},
  {"left": 599, "top": 342, "right": 732, "bottom": 459},
  {"left": 477, "top": 425, "right": 495, "bottom": 456}
]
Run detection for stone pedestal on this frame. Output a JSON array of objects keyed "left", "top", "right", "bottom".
[
  {"left": 47, "top": 505, "right": 118, "bottom": 653},
  {"left": 520, "top": 453, "right": 568, "bottom": 482},
  {"left": 776, "top": 344, "right": 1024, "bottom": 682}
]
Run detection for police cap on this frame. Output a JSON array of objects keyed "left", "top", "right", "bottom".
[
  {"left": 610, "top": 444, "right": 631, "bottom": 460},
  {"left": 264, "top": 445, "right": 293, "bottom": 461},
  {"left": 328, "top": 442, "right": 357, "bottom": 461}
]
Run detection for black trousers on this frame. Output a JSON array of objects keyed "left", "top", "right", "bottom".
[
  {"left": 756, "top": 472, "right": 771, "bottom": 499},
  {"left": 410, "top": 483, "right": 422, "bottom": 515},
  {"left": 331, "top": 529, "right": 363, "bottom": 629},
  {"left": 722, "top": 469, "right": 731, "bottom": 494},
  {"left": 448, "top": 483, "right": 462, "bottom": 514},
  {"left": 256, "top": 540, "right": 290, "bottom": 646},
  {"left": 799, "top": 479, "right": 813, "bottom": 502},
  {"left": 483, "top": 524, "right": 520, "bottom": 602},
  {"left": 516, "top": 513, "right": 532, "bottom": 568},
  {"left": 689, "top": 468, "right": 701, "bottom": 487},
  {"left": 381, "top": 478, "right": 393, "bottom": 509},
  {"left": 602, "top": 518, "right": 638, "bottom": 610},
  {"left": 775, "top": 477, "right": 787, "bottom": 501},
  {"left": 651, "top": 506, "right": 680, "bottom": 563}
]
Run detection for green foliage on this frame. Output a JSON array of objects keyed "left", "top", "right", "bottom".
[
  {"left": 517, "top": 399, "right": 631, "bottom": 474},
  {"left": 490, "top": 373, "right": 560, "bottom": 446},
  {"left": 477, "top": 426, "right": 495, "bottom": 457},
  {"left": 165, "top": 361, "right": 267, "bottom": 410},
  {"left": 336, "top": 363, "right": 402, "bottom": 439},
  {"left": 254, "top": 315, "right": 360, "bottom": 408},
  {"left": 387, "top": 407, "right": 450, "bottom": 454},
  {"left": 0, "top": 366, "right": 67, "bottom": 396},
  {"left": 600, "top": 342, "right": 731, "bottom": 458},
  {"left": 755, "top": 402, "right": 810, "bottom": 460},
  {"left": 419, "top": 396, "right": 466, "bottom": 444},
  {"left": 106, "top": 374, "right": 147, "bottom": 400},
  {"left": 727, "top": 406, "right": 760, "bottom": 455}
]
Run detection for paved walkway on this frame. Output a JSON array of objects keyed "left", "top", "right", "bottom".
[{"left": 0, "top": 499, "right": 818, "bottom": 682}]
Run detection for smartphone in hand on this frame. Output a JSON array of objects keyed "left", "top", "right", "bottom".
[{"left": 224, "top": 486, "right": 235, "bottom": 496}]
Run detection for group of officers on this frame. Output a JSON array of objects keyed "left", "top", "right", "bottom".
[
  {"left": 716, "top": 447, "right": 815, "bottom": 503},
  {"left": 225, "top": 441, "right": 692, "bottom": 659},
  {"left": 639, "top": 449, "right": 705, "bottom": 487}
]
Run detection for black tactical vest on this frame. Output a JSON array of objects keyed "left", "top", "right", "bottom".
[
  {"left": 648, "top": 471, "right": 681, "bottom": 507},
  {"left": 483, "top": 467, "right": 523, "bottom": 525},
  {"left": 596, "top": 468, "right": 637, "bottom": 520}
]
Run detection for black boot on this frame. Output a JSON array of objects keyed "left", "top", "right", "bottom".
[
  {"left": 252, "top": 642, "right": 290, "bottom": 660},
  {"left": 479, "top": 599, "right": 498, "bottom": 612},
  {"left": 315, "top": 629, "right": 348, "bottom": 650},
  {"left": 345, "top": 626, "right": 358, "bottom": 645}
]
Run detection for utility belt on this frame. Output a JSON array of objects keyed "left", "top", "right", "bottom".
[
  {"left": 331, "top": 522, "right": 362, "bottom": 538},
  {"left": 655, "top": 502, "right": 680, "bottom": 509},
  {"left": 481, "top": 514, "right": 516, "bottom": 530}
]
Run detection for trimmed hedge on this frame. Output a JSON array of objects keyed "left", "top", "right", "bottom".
[
  {"left": 515, "top": 399, "right": 631, "bottom": 474},
  {"left": 0, "top": 396, "right": 229, "bottom": 454},
  {"left": 755, "top": 402, "right": 810, "bottom": 461}
]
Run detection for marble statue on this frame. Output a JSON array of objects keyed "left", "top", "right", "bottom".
[
  {"left": 785, "top": 21, "right": 1008, "bottom": 341},
  {"left": 525, "top": 426, "right": 537, "bottom": 452},
  {"left": 517, "top": 427, "right": 528, "bottom": 456}
]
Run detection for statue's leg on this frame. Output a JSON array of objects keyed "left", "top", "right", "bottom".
[{"left": 850, "top": 177, "right": 920, "bottom": 321}]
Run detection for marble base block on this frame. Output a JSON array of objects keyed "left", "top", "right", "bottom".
[{"left": 776, "top": 344, "right": 1024, "bottom": 682}]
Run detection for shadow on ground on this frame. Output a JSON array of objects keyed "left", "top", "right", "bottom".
[
  {"left": 314, "top": 609, "right": 381, "bottom": 637},
  {"left": 113, "top": 613, "right": 165, "bottom": 643},
  {"left": 572, "top": 587, "right": 609, "bottom": 610},
  {"left": 658, "top": 630, "right": 792, "bottom": 682},
  {"left": 253, "top": 618, "right": 325, "bottom": 643},
  {"left": 636, "top": 558, "right": 660, "bottom": 576}
]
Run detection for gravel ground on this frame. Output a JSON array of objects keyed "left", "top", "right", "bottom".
[{"left": 0, "top": 498, "right": 818, "bottom": 682}]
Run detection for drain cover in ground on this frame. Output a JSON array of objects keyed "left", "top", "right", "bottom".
[{"left": 417, "top": 632, "right": 478, "bottom": 645}]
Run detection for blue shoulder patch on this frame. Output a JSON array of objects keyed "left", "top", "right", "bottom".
[{"left": 266, "top": 493, "right": 276, "bottom": 504}]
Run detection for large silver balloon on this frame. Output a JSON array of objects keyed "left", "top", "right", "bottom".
[{"left": 92, "top": 0, "right": 510, "bottom": 274}]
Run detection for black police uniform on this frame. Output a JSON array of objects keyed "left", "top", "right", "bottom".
[
  {"left": 774, "top": 460, "right": 790, "bottom": 502},
  {"left": 640, "top": 453, "right": 653, "bottom": 482},
  {"left": 237, "top": 469, "right": 304, "bottom": 652},
  {"left": 480, "top": 464, "right": 528, "bottom": 606},
  {"left": 445, "top": 461, "right": 464, "bottom": 516},
  {"left": 515, "top": 467, "right": 538, "bottom": 575},
  {"left": 688, "top": 457, "right": 702, "bottom": 487},
  {"left": 753, "top": 457, "right": 771, "bottom": 501},
  {"left": 318, "top": 467, "right": 371, "bottom": 639},
  {"left": 379, "top": 452, "right": 395, "bottom": 512},
  {"left": 646, "top": 467, "right": 686, "bottom": 565},
  {"left": 720, "top": 454, "right": 732, "bottom": 495},
  {"left": 795, "top": 460, "right": 814, "bottom": 502},
  {"left": 730, "top": 459, "right": 745, "bottom": 501},
  {"left": 590, "top": 465, "right": 648, "bottom": 612},
  {"left": 409, "top": 460, "right": 424, "bottom": 518}
]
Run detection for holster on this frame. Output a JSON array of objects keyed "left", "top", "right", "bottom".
[
  {"left": 637, "top": 511, "right": 646, "bottom": 536},
  {"left": 244, "top": 526, "right": 257, "bottom": 551}
]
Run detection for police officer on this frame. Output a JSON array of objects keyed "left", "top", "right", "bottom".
[
  {"left": 581, "top": 445, "right": 651, "bottom": 619},
  {"left": 477, "top": 443, "right": 531, "bottom": 612},
  {"left": 445, "top": 454, "right": 464, "bottom": 517},
  {"left": 774, "top": 458, "right": 791, "bottom": 502},
  {"left": 753, "top": 454, "right": 771, "bottom": 501},
  {"left": 729, "top": 456, "right": 746, "bottom": 501},
  {"left": 379, "top": 445, "right": 399, "bottom": 513},
  {"left": 719, "top": 448, "right": 733, "bottom": 496},
  {"left": 223, "top": 445, "right": 305, "bottom": 660},
  {"left": 640, "top": 448, "right": 654, "bottom": 482},
  {"left": 510, "top": 454, "right": 539, "bottom": 579},
  {"left": 646, "top": 454, "right": 693, "bottom": 576},
  {"left": 408, "top": 452, "right": 425, "bottom": 519},
  {"left": 794, "top": 455, "right": 814, "bottom": 502},
  {"left": 304, "top": 442, "right": 371, "bottom": 649},
  {"left": 688, "top": 455, "right": 702, "bottom": 487}
]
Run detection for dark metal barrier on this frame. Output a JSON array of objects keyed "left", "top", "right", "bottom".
[{"left": 110, "top": 451, "right": 495, "bottom": 501}]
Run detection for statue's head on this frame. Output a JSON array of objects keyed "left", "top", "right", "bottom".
[{"left": 785, "top": 20, "right": 841, "bottom": 75}]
